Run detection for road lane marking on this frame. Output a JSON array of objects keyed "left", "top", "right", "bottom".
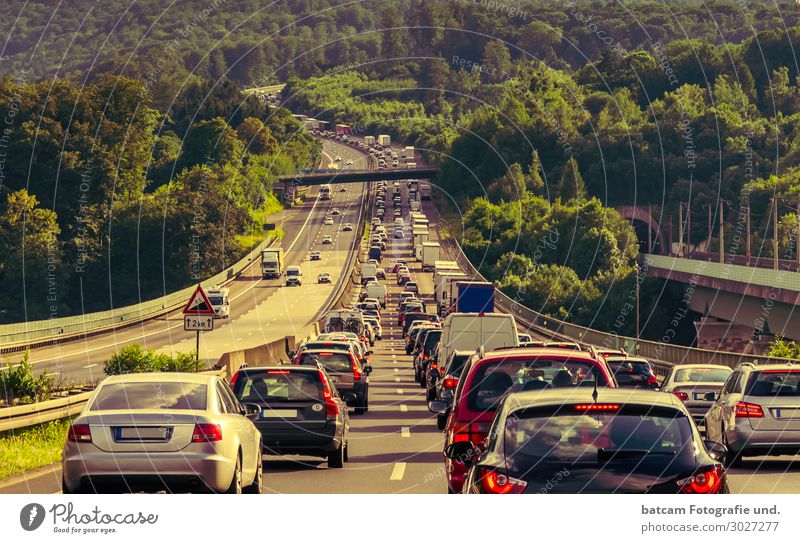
[
  {"left": 82, "top": 364, "right": 97, "bottom": 369},
  {"left": 394, "top": 368, "right": 399, "bottom": 373},
  {"left": 397, "top": 388, "right": 403, "bottom": 394},
  {"left": 400, "top": 404, "right": 408, "bottom": 412},
  {"left": 390, "top": 462, "right": 406, "bottom": 481},
  {"left": 394, "top": 377, "right": 401, "bottom": 383},
  {"left": 401, "top": 427, "right": 410, "bottom": 438}
]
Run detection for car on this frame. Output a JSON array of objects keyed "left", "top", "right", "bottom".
[
  {"left": 340, "top": 186, "right": 347, "bottom": 192},
  {"left": 394, "top": 229, "right": 405, "bottom": 238},
  {"left": 294, "top": 349, "right": 372, "bottom": 414},
  {"left": 62, "top": 373, "right": 263, "bottom": 494},
  {"left": 230, "top": 366, "right": 350, "bottom": 469},
  {"left": 397, "top": 291, "right": 416, "bottom": 305},
  {"left": 310, "top": 251, "right": 321, "bottom": 261},
  {"left": 285, "top": 265, "right": 302, "bottom": 286},
  {"left": 703, "top": 362, "right": 800, "bottom": 466},
  {"left": 404, "top": 281, "right": 418, "bottom": 294},
  {"left": 396, "top": 266, "right": 410, "bottom": 276},
  {"left": 322, "top": 235, "right": 333, "bottom": 244},
  {"left": 363, "top": 321, "right": 376, "bottom": 346},
  {"left": 375, "top": 225, "right": 386, "bottom": 234},
  {"left": 402, "top": 312, "right": 439, "bottom": 337},
  {"left": 318, "top": 272, "right": 332, "bottom": 283},
  {"left": 454, "top": 388, "right": 728, "bottom": 494},
  {"left": 430, "top": 347, "right": 616, "bottom": 493},
  {"left": 372, "top": 217, "right": 381, "bottom": 227},
  {"left": 364, "top": 316, "right": 382, "bottom": 341},
  {"left": 406, "top": 321, "right": 438, "bottom": 355},
  {"left": 345, "top": 159, "right": 354, "bottom": 166},
  {"left": 331, "top": 208, "right": 340, "bottom": 215},
  {"left": 391, "top": 260, "right": 407, "bottom": 273},
  {"left": 662, "top": 364, "right": 732, "bottom": 427},
  {"left": 398, "top": 274, "right": 412, "bottom": 286},
  {"left": 376, "top": 267, "right": 386, "bottom": 279},
  {"left": 518, "top": 341, "right": 582, "bottom": 350},
  {"left": 334, "top": 156, "right": 342, "bottom": 162},
  {"left": 324, "top": 217, "right": 334, "bottom": 225},
  {"left": 605, "top": 355, "right": 659, "bottom": 389},
  {"left": 517, "top": 333, "right": 532, "bottom": 343},
  {"left": 432, "top": 350, "right": 474, "bottom": 429},
  {"left": 342, "top": 223, "right": 353, "bottom": 231},
  {"left": 356, "top": 300, "right": 381, "bottom": 314}
]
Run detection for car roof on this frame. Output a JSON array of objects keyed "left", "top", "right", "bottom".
[
  {"left": 671, "top": 364, "right": 731, "bottom": 371},
  {"left": 605, "top": 356, "right": 651, "bottom": 364},
  {"left": 102, "top": 372, "right": 214, "bottom": 384},
  {"left": 238, "top": 365, "right": 318, "bottom": 373},
  {"left": 482, "top": 347, "right": 599, "bottom": 362},
  {"left": 504, "top": 388, "right": 684, "bottom": 412},
  {"left": 301, "top": 348, "right": 352, "bottom": 355},
  {"left": 743, "top": 362, "right": 800, "bottom": 372}
]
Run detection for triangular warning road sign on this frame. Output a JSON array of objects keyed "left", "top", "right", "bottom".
[{"left": 183, "top": 285, "right": 216, "bottom": 315}]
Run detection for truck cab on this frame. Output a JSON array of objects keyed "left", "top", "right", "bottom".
[{"left": 206, "top": 287, "right": 230, "bottom": 319}]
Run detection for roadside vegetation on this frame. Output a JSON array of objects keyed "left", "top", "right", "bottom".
[
  {"left": 0, "top": 419, "right": 70, "bottom": 481},
  {"left": 0, "top": 353, "right": 54, "bottom": 405},
  {"left": 103, "top": 344, "right": 203, "bottom": 375}
]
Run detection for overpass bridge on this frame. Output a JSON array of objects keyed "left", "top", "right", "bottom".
[{"left": 277, "top": 166, "right": 439, "bottom": 186}]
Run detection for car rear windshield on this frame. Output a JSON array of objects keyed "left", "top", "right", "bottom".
[
  {"left": 233, "top": 371, "right": 321, "bottom": 403},
  {"left": 467, "top": 358, "right": 611, "bottom": 412},
  {"left": 674, "top": 368, "right": 731, "bottom": 383},
  {"left": 745, "top": 370, "right": 800, "bottom": 396},
  {"left": 446, "top": 354, "right": 471, "bottom": 376},
  {"left": 90, "top": 382, "right": 207, "bottom": 411},
  {"left": 423, "top": 330, "right": 442, "bottom": 351},
  {"left": 501, "top": 405, "right": 693, "bottom": 467},
  {"left": 607, "top": 360, "right": 651, "bottom": 375},
  {"left": 298, "top": 352, "right": 353, "bottom": 372}
]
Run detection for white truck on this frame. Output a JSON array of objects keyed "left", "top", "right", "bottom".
[
  {"left": 413, "top": 227, "right": 429, "bottom": 261},
  {"left": 421, "top": 242, "right": 441, "bottom": 272},
  {"left": 436, "top": 272, "right": 468, "bottom": 312},
  {"left": 365, "top": 282, "right": 388, "bottom": 308},
  {"left": 361, "top": 262, "right": 378, "bottom": 284},
  {"left": 377, "top": 134, "right": 391, "bottom": 146},
  {"left": 206, "top": 287, "right": 230, "bottom": 319},
  {"left": 261, "top": 248, "right": 284, "bottom": 279},
  {"left": 403, "top": 146, "right": 415, "bottom": 158},
  {"left": 405, "top": 162, "right": 417, "bottom": 169},
  {"left": 364, "top": 135, "right": 375, "bottom": 146},
  {"left": 437, "top": 313, "right": 519, "bottom": 371}
]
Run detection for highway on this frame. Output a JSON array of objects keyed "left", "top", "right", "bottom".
[
  {"left": 8, "top": 140, "right": 369, "bottom": 384},
  {"left": 4, "top": 149, "right": 800, "bottom": 496}
]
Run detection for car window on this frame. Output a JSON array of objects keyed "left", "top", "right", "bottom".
[
  {"left": 90, "top": 382, "right": 207, "bottom": 411},
  {"left": 674, "top": 368, "right": 731, "bottom": 383},
  {"left": 233, "top": 371, "right": 322, "bottom": 403},
  {"left": 446, "top": 354, "right": 470, "bottom": 377},
  {"left": 424, "top": 330, "right": 442, "bottom": 352},
  {"left": 467, "top": 358, "right": 610, "bottom": 412},
  {"left": 745, "top": 370, "right": 800, "bottom": 397},
  {"left": 721, "top": 371, "right": 740, "bottom": 395},
  {"left": 298, "top": 352, "right": 354, "bottom": 372},
  {"left": 216, "top": 382, "right": 238, "bottom": 413}
]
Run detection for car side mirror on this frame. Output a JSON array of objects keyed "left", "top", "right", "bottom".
[
  {"left": 703, "top": 440, "right": 727, "bottom": 463},
  {"left": 428, "top": 400, "right": 449, "bottom": 415},
  {"left": 445, "top": 441, "right": 478, "bottom": 466},
  {"left": 704, "top": 392, "right": 719, "bottom": 402},
  {"left": 242, "top": 403, "right": 261, "bottom": 416}
]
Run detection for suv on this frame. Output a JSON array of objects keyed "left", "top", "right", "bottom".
[
  {"left": 295, "top": 349, "right": 372, "bottom": 414},
  {"left": 430, "top": 347, "right": 615, "bottom": 493},
  {"left": 604, "top": 355, "right": 659, "bottom": 389},
  {"left": 704, "top": 362, "right": 800, "bottom": 466},
  {"left": 285, "top": 265, "right": 302, "bottom": 286},
  {"left": 230, "top": 366, "right": 350, "bottom": 468}
]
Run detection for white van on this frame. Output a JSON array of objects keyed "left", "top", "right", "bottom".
[
  {"left": 285, "top": 265, "right": 303, "bottom": 286},
  {"left": 437, "top": 313, "right": 518, "bottom": 369},
  {"left": 394, "top": 217, "right": 405, "bottom": 229},
  {"left": 365, "top": 282, "right": 388, "bottom": 308},
  {"left": 206, "top": 287, "right": 230, "bottom": 319}
]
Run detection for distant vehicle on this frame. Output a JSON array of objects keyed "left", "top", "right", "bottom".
[
  {"left": 324, "top": 218, "right": 334, "bottom": 226},
  {"left": 394, "top": 229, "right": 405, "bottom": 238},
  {"left": 285, "top": 265, "right": 303, "bottom": 286},
  {"left": 206, "top": 287, "right": 230, "bottom": 319},
  {"left": 322, "top": 235, "right": 333, "bottom": 244},
  {"left": 661, "top": 364, "right": 732, "bottom": 426},
  {"left": 365, "top": 282, "right": 388, "bottom": 307},
  {"left": 318, "top": 272, "right": 332, "bottom": 283},
  {"left": 261, "top": 248, "right": 284, "bottom": 279},
  {"left": 294, "top": 349, "right": 371, "bottom": 414},
  {"left": 331, "top": 208, "right": 340, "bottom": 215},
  {"left": 376, "top": 267, "right": 386, "bottom": 279},
  {"left": 319, "top": 184, "right": 332, "bottom": 200},
  {"left": 62, "top": 373, "right": 263, "bottom": 494},
  {"left": 404, "top": 281, "right": 419, "bottom": 294},
  {"left": 452, "top": 281, "right": 494, "bottom": 314},
  {"left": 310, "top": 251, "right": 322, "bottom": 261},
  {"left": 377, "top": 134, "right": 391, "bottom": 146},
  {"left": 455, "top": 389, "right": 727, "bottom": 494},
  {"left": 605, "top": 356, "right": 659, "bottom": 389},
  {"left": 334, "top": 156, "right": 342, "bottom": 162},
  {"left": 342, "top": 223, "right": 353, "bottom": 231},
  {"left": 437, "top": 313, "right": 518, "bottom": 376},
  {"left": 372, "top": 217, "right": 381, "bottom": 227},
  {"left": 518, "top": 333, "right": 533, "bottom": 343},
  {"left": 421, "top": 242, "right": 440, "bottom": 272},
  {"left": 345, "top": 159, "right": 354, "bottom": 166},
  {"left": 368, "top": 246, "right": 382, "bottom": 262},
  {"left": 340, "top": 186, "right": 347, "bottom": 192}
]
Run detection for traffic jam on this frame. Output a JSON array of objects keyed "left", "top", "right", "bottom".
[{"left": 60, "top": 175, "right": 800, "bottom": 495}]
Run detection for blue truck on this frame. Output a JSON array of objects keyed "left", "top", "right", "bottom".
[{"left": 452, "top": 281, "right": 495, "bottom": 313}]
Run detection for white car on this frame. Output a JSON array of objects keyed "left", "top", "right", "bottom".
[
  {"left": 342, "top": 223, "right": 353, "bottom": 231},
  {"left": 62, "top": 373, "right": 263, "bottom": 494},
  {"left": 310, "top": 251, "right": 322, "bottom": 261},
  {"left": 324, "top": 217, "right": 334, "bottom": 225},
  {"left": 345, "top": 159, "right": 354, "bottom": 166},
  {"left": 335, "top": 156, "right": 342, "bottom": 162},
  {"left": 322, "top": 235, "right": 333, "bottom": 244},
  {"left": 318, "top": 272, "right": 332, "bottom": 284}
]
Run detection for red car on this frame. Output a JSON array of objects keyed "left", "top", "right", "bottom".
[
  {"left": 397, "top": 274, "right": 412, "bottom": 286},
  {"left": 429, "top": 348, "right": 616, "bottom": 494}
]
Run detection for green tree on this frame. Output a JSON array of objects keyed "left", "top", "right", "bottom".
[
  {"left": 236, "top": 117, "right": 278, "bottom": 155},
  {"left": 180, "top": 118, "right": 243, "bottom": 170},
  {"left": 556, "top": 156, "right": 587, "bottom": 201}
]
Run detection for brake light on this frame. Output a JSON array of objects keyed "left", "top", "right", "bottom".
[
  {"left": 478, "top": 468, "right": 527, "bottom": 494},
  {"left": 574, "top": 403, "right": 620, "bottom": 411},
  {"left": 352, "top": 361, "right": 362, "bottom": 380},
  {"left": 192, "top": 424, "right": 222, "bottom": 443},
  {"left": 318, "top": 370, "right": 339, "bottom": 416},
  {"left": 674, "top": 392, "right": 689, "bottom": 402},
  {"left": 267, "top": 370, "right": 291, "bottom": 374},
  {"left": 735, "top": 401, "right": 763, "bottom": 418},
  {"left": 679, "top": 467, "right": 723, "bottom": 494},
  {"left": 229, "top": 371, "right": 240, "bottom": 390},
  {"left": 443, "top": 377, "right": 458, "bottom": 389},
  {"left": 423, "top": 354, "right": 429, "bottom": 361},
  {"left": 452, "top": 422, "right": 491, "bottom": 445},
  {"left": 67, "top": 424, "right": 92, "bottom": 443},
  {"left": 430, "top": 363, "right": 437, "bottom": 371}
]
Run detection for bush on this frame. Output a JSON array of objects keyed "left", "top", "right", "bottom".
[
  {"left": 0, "top": 352, "right": 54, "bottom": 405},
  {"left": 104, "top": 344, "right": 203, "bottom": 375}
]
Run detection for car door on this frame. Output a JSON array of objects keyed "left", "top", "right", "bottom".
[
  {"left": 217, "top": 381, "right": 255, "bottom": 479},
  {"left": 707, "top": 371, "right": 739, "bottom": 438}
]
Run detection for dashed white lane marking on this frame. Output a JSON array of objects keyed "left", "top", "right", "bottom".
[
  {"left": 390, "top": 462, "right": 406, "bottom": 481},
  {"left": 401, "top": 427, "right": 411, "bottom": 438},
  {"left": 400, "top": 404, "right": 408, "bottom": 412},
  {"left": 397, "top": 388, "right": 404, "bottom": 394},
  {"left": 394, "top": 368, "right": 399, "bottom": 373},
  {"left": 394, "top": 377, "right": 401, "bottom": 383},
  {"left": 392, "top": 354, "right": 397, "bottom": 358},
  {"left": 83, "top": 364, "right": 97, "bottom": 369}
]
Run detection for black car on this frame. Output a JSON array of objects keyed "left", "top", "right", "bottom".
[
  {"left": 368, "top": 246, "right": 382, "bottom": 262},
  {"left": 452, "top": 389, "right": 728, "bottom": 494},
  {"left": 432, "top": 350, "right": 473, "bottom": 429},
  {"left": 230, "top": 366, "right": 351, "bottom": 468},
  {"left": 605, "top": 356, "right": 659, "bottom": 388},
  {"left": 411, "top": 326, "right": 439, "bottom": 381}
]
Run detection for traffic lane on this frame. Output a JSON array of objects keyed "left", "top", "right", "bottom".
[
  {"left": 727, "top": 457, "right": 800, "bottom": 493},
  {"left": 157, "top": 182, "right": 366, "bottom": 359}
]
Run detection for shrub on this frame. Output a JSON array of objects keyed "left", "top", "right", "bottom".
[
  {"left": 0, "top": 352, "right": 54, "bottom": 404},
  {"left": 104, "top": 344, "right": 203, "bottom": 375}
]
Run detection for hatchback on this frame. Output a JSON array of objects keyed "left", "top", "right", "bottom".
[
  {"left": 295, "top": 349, "right": 371, "bottom": 414},
  {"left": 662, "top": 364, "right": 731, "bottom": 426}
]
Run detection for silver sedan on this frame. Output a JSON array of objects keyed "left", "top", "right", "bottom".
[{"left": 62, "top": 373, "right": 263, "bottom": 493}]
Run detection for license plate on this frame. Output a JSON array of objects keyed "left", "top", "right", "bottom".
[
  {"left": 260, "top": 409, "right": 298, "bottom": 419},
  {"left": 693, "top": 392, "right": 707, "bottom": 401},
  {"left": 773, "top": 408, "right": 800, "bottom": 420},
  {"left": 116, "top": 427, "right": 171, "bottom": 441}
]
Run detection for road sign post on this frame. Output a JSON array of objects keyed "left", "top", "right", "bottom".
[{"left": 182, "top": 285, "right": 216, "bottom": 361}]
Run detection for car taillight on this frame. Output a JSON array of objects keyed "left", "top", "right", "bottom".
[
  {"left": 430, "top": 363, "right": 437, "bottom": 371},
  {"left": 574, "top": 403, "right": 620, "bottom": 412},
  {"left": 452, "top": 422, "right": 491, "bottom": 445},
  {"left": 318, "top": 370, "right": 339, "bottom": 416},
  {"left": 647, "top": 374, "right": 658, "bottom": 386},
  {"left": 192, "top": 424, "right": 222, "bottom": 443},
  {"left": 67, "top": 424, "right": 92, "bottom": 443},
  {"left": 229, "top": 371, "right": 240, "bottom": 390},
  {"left": 443, "top": 377, "right": 458, "bottom": 389},
  {"left": 674, "top": 391, "right": 689, "bottom": 402},
  {"left": 423, "top": 354, "right": 429, "bottom": 361},
  {"left": 352, "top": 361, "right": 362, "bottom": 380},
  {"left": 735, "top": 401, "right": 763, "bottom": 418},
  {"left": 679, "top": 467, "right": 723, "bottom": 494},
  {"left": 477, "top": 468, "right": 527, "bottom": 494}
]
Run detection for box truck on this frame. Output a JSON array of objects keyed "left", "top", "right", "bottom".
[
  {"left": 436, "top": 272, "right": 468, "bottom": 313},
  {"left": 437, "top": 313, "right": 518, "bottom": 370},
  {"left": 261, "top": 248, "right": 284, "bottom": 279},
  {"left": 364, "top": 135, "right": 375, "bottom": 146},
  {"left": 451, "top": 281, "right": 495, "bottom": 313},
  {"left": 377, "top": 134, "right": 391, "bottom": 146},
  {"left": 421, "top": 242, "right": 441, "bottom": 272}
]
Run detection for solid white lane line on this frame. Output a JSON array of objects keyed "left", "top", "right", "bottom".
[
  {"left": 390, "top": 462, "right": 406, "bottom": 481},
  {"left": 401, "top": 427, "right": 410, "bottom": 438},
  {"left": 400, "top": 404, "right": 408, "bottom": 412}
]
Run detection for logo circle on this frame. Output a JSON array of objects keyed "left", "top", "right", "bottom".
[
  {"left": 311, "top": 404, "right": 323, "bottom": 412},
  {"left": 20, "top": 503, "right": 45, "bottom": 531}
]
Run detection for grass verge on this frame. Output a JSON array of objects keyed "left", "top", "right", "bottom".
[
  {"left": 236, "top": 194, "right": 286, "bottom": 250},
  {"left": 0, "top": 418, "right": 70, "bottom": 481}
]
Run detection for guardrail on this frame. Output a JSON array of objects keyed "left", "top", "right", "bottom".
[{"left": 439, "top": 227, "right": 796, "bottom": 374}]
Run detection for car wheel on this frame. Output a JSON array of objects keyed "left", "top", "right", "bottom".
[
  {"left": 722, "top": 428, "right": 743, "bottom": 468},
  {"left": 328, "top": 442, "right": 345, "bottom": 468},
  {"left": 343, "top": 441, "right": 350, "bottom": 462},
  {"left": 243, "top": 455, "right": 262, "bottom": 494},
  {"left": 226, "top": 454, "right": 242, "bottom": 494},
  {"left": 61, "top": 477, "right": 74, "bottom": 494},
  {"left": 437, "top": 413, "right": 447, "bottom": 431}
]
